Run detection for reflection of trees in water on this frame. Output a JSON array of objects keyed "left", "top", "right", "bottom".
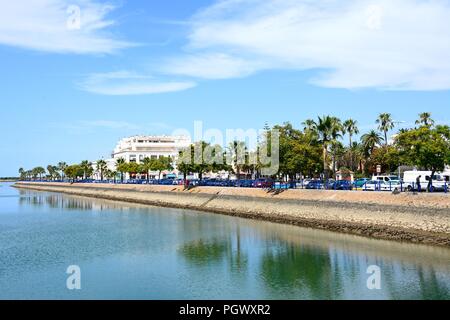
[
  {"left": 383, "top": 263, "right": 450, "bottom": 300},
  {"left": 260, "top": 243, "right": 344, "bottom": 300},
  {"left": 179, "top": 224, "right": 249, "bottom": 274},
  {"left": 227, "top": 225, "right": 248, "bottom": 275},
  {"left": 178, "top": 215, "right": 249, "bottom": 273},
  {"left": 180, "top": 239, "right": 228, "bottom": 265},
  {"left": 19, "top": 193, "right": 93, "bottom": 211}
]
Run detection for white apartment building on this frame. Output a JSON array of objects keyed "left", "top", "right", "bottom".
[
  {"left": 112, "top": 135, "right": 191, "bottom": 163},
  {"left": 91, "top": 135, "right": 191, "bottom": 180}
]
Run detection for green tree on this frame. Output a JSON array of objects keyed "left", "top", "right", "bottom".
[
  {"left": 46, "top": 165, "right": 59, "bottom": 181},
  {"left": 104, "top": 169, "right": 117, "bottom": 183},
  {"left": 58, "top": 162, "right": 68, "bottom": 181},
  {"left": 361, "top": 130, "right": 383, "bottom": 158},
  {"left": 125, "top": 162, "right": 141, "bottom": 180},
  {"left": 153, "top": 156, "right": 173, "bottom": 180},
  {"left": 33, "top": 167, "right": 46, "bottom": 180},
  {"left": 80, "top": 160, "right": 93, "bottom": 180},
  {"left": 228, "top": 140, "right": 247, "bottom": 180},
  {"left": 396, "top": 125, "right": 450, "bottom": 191},
  {"left": 18, "top": 168, "right": 26, "bottom": 180},
  {"left": 64, "top": 165, "right": 82, "bottom": 183},
  {"left": 416, "top": 112, "right": 435, "bottom": 128},
  {"left": 142, "top": 157, "right": 153, "bottom": 183},
  {"left": 96, "top": 160, "right": 107, "bottom": 181},
  {"left": 376, "top": 113, "right": 395, "bottom": 146},
  {"left": 312, "top": 115, "right": 340, "bottom": 179},
  {"left": 343, "top": 119, "right": 359, "bottom": 148},
  {"left": 115, "top": 158, "right": 127, "bottom": 183}
]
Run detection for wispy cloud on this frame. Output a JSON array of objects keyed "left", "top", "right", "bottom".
[
  {"left": 161, "top": 0, "right": 450, "bottom": 91},
  {"left": 0, "top": 0, "right": 133, "bottom": 54},
  {"left": 78, "top": 71, "right": 196, "bottom": 95}
]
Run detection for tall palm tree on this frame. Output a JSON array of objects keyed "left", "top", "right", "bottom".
[
  {"left": 229, "top": 141, "right": 247, "bottom": 180},
  {"left": 96, "top": 159, "right": 107, "bottom": 181},
  {"left": 361, "top": 130, "right": 383, "bottom": 157},
  {"left": 80, "top": 160, "right": 92, "bottom": 180},
  {"left": 416, "top": 112, "right": 435, "bottom": 127},
  {"left": 376, "top": 113, "right": 395, "bottom": 146},
  {"left": 34, "top": 167, "right": 46, "bottom": 181},
  {"left": 47, "top": 165, "right": 55, "bottom": 180},
  {"left": 313, "top": 116, "right": 335, "bottom": 178},
  {"left": 343, "top": 119, "right": 359, "bottom": 171},
  {"left": 58, "top": 162, "right": 68, "bottom": 181},
  {"left": 18, "top": 168, "right": 25, "bottom": 180},
  {"left": 302, "top": 119, "right": 316, "bottom": 132},
  {"left": 343, "top": 119, "right": 359, "bottom": 147},
  {"left": 330, "top": 117, "right": 343, "bottom": 174}
]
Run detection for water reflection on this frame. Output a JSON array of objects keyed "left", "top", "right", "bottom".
[
  {"left": 18, "top": 190, "right": 137, "bottom": 212},
  {"left": 2, "top": 185, "right": 449, "bottom": 300},
  {"left": 260, "top": 244, "right": 338, "bottom": 299},
  {"left": 178, "top": 216, "right": 450, "bottom": 300},
  {"left": 180, "top": 239, "right": 228, "bottom": 265}
]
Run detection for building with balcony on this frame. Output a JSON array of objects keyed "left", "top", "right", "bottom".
[{"left": 112, "top": 135, "right": 191, "bottom": 163}]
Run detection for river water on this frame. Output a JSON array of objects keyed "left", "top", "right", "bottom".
[{"left": 0, "top": 182, "right": 449, "bottom": 300}]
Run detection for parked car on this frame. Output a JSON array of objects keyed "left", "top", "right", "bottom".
[
  {"left": 353, "top": 178, "right": 370, "bottom": 188},
  {"left": 238, "top": 180, "right": 255, "bottom": 188},
  {"left": 306, "top": 180, "right": 325, "bottom": 189},
  {"left": 300, "top": 179, "right": 313, "bottom": 187},
  {"left": 363, "top": 180, "right": 401, "bottom": 191},
  {"left": 328, "top": 180, "right": 354, "bottom": 190},
  {"left": 253, "top": 179, "right": 274, "bottom": 188}
]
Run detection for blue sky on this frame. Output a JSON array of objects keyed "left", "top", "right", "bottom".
[{"left": 1, "top": 0, "right": 449, "bottom": 176}]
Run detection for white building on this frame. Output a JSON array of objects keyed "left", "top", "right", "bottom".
[{"left": 112, "top": 135, "right": 191, "bottom": 163}]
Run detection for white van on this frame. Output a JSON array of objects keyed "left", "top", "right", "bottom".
[
  {"left": 371, "top": 175, "right": 400, "bottom": 183},
  {"left": 402, "top": 171, "right": 449, "bottom": 192}
]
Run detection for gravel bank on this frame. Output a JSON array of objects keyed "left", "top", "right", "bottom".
[{"left": 14, "top": 182, "right": 450, "bottom": 247}]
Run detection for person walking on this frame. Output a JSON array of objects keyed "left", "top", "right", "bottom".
[{"left": 416, "top": 175, "right": 422, "bottom": 192}]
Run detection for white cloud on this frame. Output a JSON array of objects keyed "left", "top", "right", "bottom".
[
  {"left": 164, "top": 0, "right": 450, "bottom": 91},
  {"left": 163, "top": 53, "right": 267, "bottom": 79},
  {"left": 0, "top": 0, "right": 132, "bottom": 54},
  {"left": 79, "top": 71, "right": 197, "bottom": 95}
]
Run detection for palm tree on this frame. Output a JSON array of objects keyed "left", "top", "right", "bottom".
[
  {"left": 416, "top": 112, "right": 435, "bottom": 127},
  {"left": 302, "top": 119, "right": 316, "bottom": 132},
  {"left": 343, "top": 119, "right": 359, "bottom": 171},
  {"left": 58, "top": 162, "right": 68, "bottom": 181},
  {"left": 80, "top": 160, "right": 93, "bottom": 180},
  {"left": 361, "top": 130, "right": 383, "bottom": 157},
  {"left": 18, "top": 168, "right": 25, "bottom": 180},
  {"left": 313, "top": 116, "right": 335, "bottom": 179},
  {"left": 33, "top": 167, "right": 46, "bottom": 181},
  {"left": 115, "top": 158, "right": 127, "bottom": 183},
  {"left": 330, "top": 117, "right": 343, "bottom": 174},
  {"left": 376, "top": 113, "right": 395, "bottom": 146},
  {"left": 229, "top": 141, "right": 247, "bottom": 180},
  {"left": 343, "top": 119, "right": 359, "bottom": 147},
  {"left": 142, "top": 157, "right": 153, "bottom": 183},
  {"left": 96, "top": 159, "right": 107, "bottom": 181},
  {"left": 47, "top": 165, "right": 55, "bottom": 180}
]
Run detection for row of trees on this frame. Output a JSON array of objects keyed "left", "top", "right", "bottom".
[
  {"left": 175, "top": 112, "right": 450, "bottom": 181},
  {"left": 19, "top": 112, "right": 450, "bottom": 184},
  {"left": 20, "top": 157, "right": 174, "bottom": 183}
]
